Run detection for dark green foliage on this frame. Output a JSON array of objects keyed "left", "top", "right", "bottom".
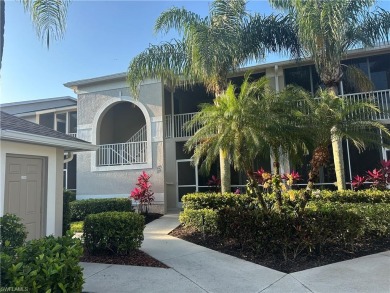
[
  {"left": 63, "top": 190, "right": 76, "bottom": 235},
  {"left": 1, "top": 232, "right": 84, "bottom": 292},
  {"left": 179, "top": 209, "right": 219, "bottom": 234},
  {"left": 314, "top": 189, "right": 390, "bottom": 203},
  {"left": 218, "top": 206, "right": 363, "bottom": 258},
  {"left": 70, "top": 198, "right": 133, "bottom": 221},
  {"left": 83, "top": 211, "right": 144, "bottom": 255},
  {"left": 182, "top": 192, "right": 256, "bottom": 210},
  {"left": 0, "top": 213, "right": 27, "bottom": 254},
  {"left": 180, "top": 191, "right": 390, "bottom": 260}
]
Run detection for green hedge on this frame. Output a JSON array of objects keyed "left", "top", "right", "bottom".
[
  {"left": 217, "top": 206, "right": 364, "bottom": 258},
  {"left": 70, "top": 198, "right": 133, "bottom": 221},
  {"left": 310, "top": 189, "right": 390, "bottom": 203},
  {"left": 309, "top": 202, "right": 390, "bottom": 238},
  {"left": 1, "top": 232, "right": 84, "bottom": 292},
  {"left": 182, "top": 192, "right": 256, "bottom": 210},
  {"left": 0, "top": 214, "right": 27, "bottom": 254},
  {"left": 179, "top": 209, "right": 219, "bottom": 234},
  {"left": 84, "top": 211, "right": 144, "bottom": 255},
  {"left": 63, "top": 190, "right": 77, "bottom": 235}
]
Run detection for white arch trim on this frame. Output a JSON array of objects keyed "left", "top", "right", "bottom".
[{"left": 91, "top": 96, "right": 153, "bottom": 171}]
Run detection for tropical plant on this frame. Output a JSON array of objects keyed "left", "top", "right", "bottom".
[
  {"left": 270, "top": 0, "right": 390, "bottom": 190},
  {"left": 0, "top": 0, "right": 69, "bottom": 69},
  {"left": 296, "top": 87, "right": 390, "bottom": 193},
  {"left": 185, "top": 75, "right": 309, "bottom": 211},
  {"left": 130, "top": 171, "right": 155, "bottom": 214},
  {"left": 127, "top": 0, "right": 301, "bottom": 193}
]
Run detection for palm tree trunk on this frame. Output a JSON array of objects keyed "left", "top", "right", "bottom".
[
  {"left": 327, "top": 85, "right": 346, "bottom": 190},
  {"left": 0, "top": 0, "right": 4, "bottom": 70},
  {"left": 220, "top": 149, "right": 231, "bottom": 193},
  {"left": 271, "top": 147, "right": 283, "bottom": 210},
  {"left": 331, "top": 126, "right": 346, "bottom": 190}
]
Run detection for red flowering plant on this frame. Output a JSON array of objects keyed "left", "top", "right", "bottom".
[
  {"left": 208, "top": 175, "right": 221, "bottom": 193},
  {"left": 130, "top": 171, "right": 154, "bottom": 214},
  {"left": 281, "top": 170, "right": 302, "bottom": 187},
  {"left": 351, "top": 175, "right": 366, "bottom": 190},
  {"left": 366, "top": 168, "right": 386, "bottom": 190}
]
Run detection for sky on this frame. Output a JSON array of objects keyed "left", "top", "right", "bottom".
[{"left": 0, "top": 0, "right": 389, "bottom": 104}]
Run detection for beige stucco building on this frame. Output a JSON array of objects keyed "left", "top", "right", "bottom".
[{"left": 65, "top": 44, "right": 390, "bottom": 213}]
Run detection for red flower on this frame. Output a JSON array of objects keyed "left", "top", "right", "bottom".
[
  {"left": 367, "top": 168, "right": 384, "bottom": 181},
  {"left": 352, "top": 175, "right": 366, "bottom": 189}
]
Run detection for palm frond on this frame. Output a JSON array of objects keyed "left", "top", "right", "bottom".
[{"left": 22, "top": 0, "right": 69, "bottom": 48}]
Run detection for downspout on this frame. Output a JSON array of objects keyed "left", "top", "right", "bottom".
[{"left": 64, "top": 151, "right": 74, "bottom": 163}]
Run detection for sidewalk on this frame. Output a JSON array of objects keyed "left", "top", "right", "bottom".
[{"left": 82, "top": 213, "right": 390, "bottom": 293}]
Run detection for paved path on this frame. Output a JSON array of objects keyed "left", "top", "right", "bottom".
[{"left": 82, "top": 213, "right": 390, "bottom": 293}]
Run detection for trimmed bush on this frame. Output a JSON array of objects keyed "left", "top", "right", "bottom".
[
  {"left": 63, "top": 190, "right": 76, "bottom": 235},
  {"left": 84, "top": 211, "right": 144, "bottom": 255},
  {"left": 70, "top": 221, "right": 84, "bottom": 233},
  {"left": 311, "top": 189, "right": 390, "bottom": 203},
  {"left": 309, "top": 201, "right": 390, "bottom": 238},
  {"left": 218, "top": 206, "right": 363, "bottom": 258},
  {"left": 0, "top": 213, "right": 27, "bottom": 254},
  {"left": 70, "top": 198, "right": 133, "bottom": 221},
  {"left": 182, "top": 192, "right": 256, "bottom": 210},
  {"left": 1, "top": 232, "right": 84, "bottom": 292},
  {"left": 179, "top": 209, "right": 219, "bottom": 234}
]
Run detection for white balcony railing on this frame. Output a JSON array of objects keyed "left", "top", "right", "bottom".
[
  {"left": 97, "top": 141, "right": 147, "bottom": 166},
  {"left": 164, "top": 89, "right": 390, "bottom": 139},
  {"left": 165, "top": 112, "right": 198, "bottom": 138},
  {"left": 342, "top": 89, "right": 390, "bottom": 120},
  {"left": 68, "top": 132, "right": 77, "bottom": 138}
]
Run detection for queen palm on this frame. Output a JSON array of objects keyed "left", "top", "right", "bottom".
[
  {"left": 270, "top": 0, "right": 390, "bottom": 190},
  {"left": 128, "top": 0, "right": 300, "bottom": 193},
  {"left": 185, "top": 75, "right": 309, "bottom": 211},
  {"left": 0, "top": 0, "right": 69, "bottom": 69}
]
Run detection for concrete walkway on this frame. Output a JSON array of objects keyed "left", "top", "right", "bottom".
[{"left": 82, "top": 213, "right": 390, "bottom": 293}]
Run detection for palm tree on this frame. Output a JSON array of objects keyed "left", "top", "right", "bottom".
[
  {"left": 270, "top": 0, "right": 390, "bottom": 190},
  {"left": 0, "top": 0, "right": 69, "bottom": 69},
  {"left": 128, "top": 0, "right": 301, "bottom": 193},
  {"left": 296, "top": 87, "right": 390, "bottom": 193},
  {"left": 185, "top": 75, "right": 309, "bottom": 211}
]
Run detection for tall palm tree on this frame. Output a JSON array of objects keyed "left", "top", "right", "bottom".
[
  {"left": 185, "top": 75, "right": 309, "bottom": 211},
  {"left": 128, "top": 0, "right": 301, "bottom": 193},
  {"left": 0, "top": 0, "right": 69, "bottom": 69},
  {"left": 270, "top": 0, "right": 390, "bottom": 190}
]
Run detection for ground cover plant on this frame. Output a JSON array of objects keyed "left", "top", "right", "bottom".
[{"left": 172, "top": 189, "right": 390, "bottom": 273}]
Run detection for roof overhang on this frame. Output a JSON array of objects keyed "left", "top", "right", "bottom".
[{"left": 0, "top": 130, "right": 97, "bottom": 152}]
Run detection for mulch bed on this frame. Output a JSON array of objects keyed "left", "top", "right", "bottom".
[
  {"left": 169, "top": 224, "right": 390, "bottom": 273},
  {"left": 81, "top": 213, "right": 169, "bottom": 268}
]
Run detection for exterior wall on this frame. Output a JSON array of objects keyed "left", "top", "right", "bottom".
[
  {"left": 75, "top": 80, "right": 166, "bottom": 213},
  {"left": 0, "top": 140, "right": 64, "bottom": 236}
]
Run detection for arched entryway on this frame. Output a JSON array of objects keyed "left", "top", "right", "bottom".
[{"left": 96, "top": 102, "right": 147, "bottom": 166}]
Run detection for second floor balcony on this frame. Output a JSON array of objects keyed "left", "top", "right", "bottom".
[{"left": 165, "top": 89, "right": 390, "bottom": 139}]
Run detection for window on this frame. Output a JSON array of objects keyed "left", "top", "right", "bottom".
[
  {"left": 68, "top": 111, "right": 77, "bottom": 134},
  {"left": 56, "top": 113, "right": 66, "bottom": 133},
  {"left": 39, "top": 113, "right": 54, "bottom": 129}
]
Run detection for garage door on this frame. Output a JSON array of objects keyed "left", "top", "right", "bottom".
[{"left": 4, "top": 155, "right": 45, "bottom": 240}]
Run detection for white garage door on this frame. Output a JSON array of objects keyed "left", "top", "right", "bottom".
[{"left": 4, "top": 155, "right": 45, "bottom": 240}]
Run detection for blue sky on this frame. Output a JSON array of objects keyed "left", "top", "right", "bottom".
[{"left": 1, "top": 0, "right": 389, "bottom": 103}]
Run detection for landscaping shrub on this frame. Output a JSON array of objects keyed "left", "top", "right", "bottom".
[
  {"left": 309, "top": 201, "right": 390, "bottom": 238},
  {"left": 182, "top": 192, "right": 256, "bottom": 210},
  {"left": 218, "top": 206, "right": 363, "bottom": 259},
  {"left": 0, "top": 213, "right": 27, "bottom": 254},
  {"left": 70, "top": 221, "right": 84, "bottom": 233},
  {"left": 179, "top": 209, "right": 219, "bottom": 234},
  {"left": 83, "top": 211, "right": 144, "bottom": 255},
  {"left": 1, "top": 232, "right": 84, "bottom": 292},
  {"left": 70, "top": 198, "right": 133, "bottom": 221},
  {"left": 315, "top": 189, "right": 390, "bottom": 203},
  {"left": 63, "top": 190, "right": 77, "bottom": 235}
]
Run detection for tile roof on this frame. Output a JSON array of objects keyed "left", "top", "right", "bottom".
[{"left": 0, "top": 111, "right": 86, "bottom": 143}]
